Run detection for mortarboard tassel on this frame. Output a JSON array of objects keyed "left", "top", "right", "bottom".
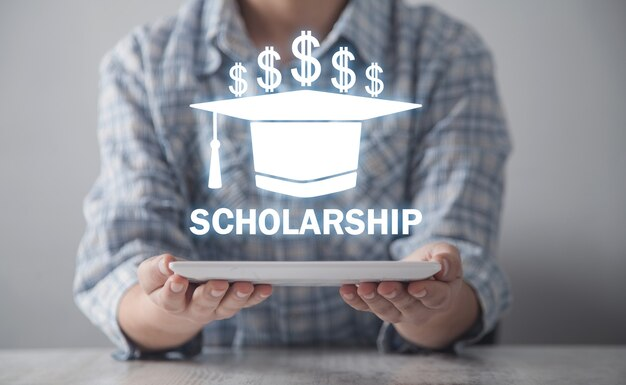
[{"left": 208, "top": 112, "right": 222, "bottom": 189}]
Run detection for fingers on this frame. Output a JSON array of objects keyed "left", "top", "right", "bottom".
[
  {"left": 377, "top": 281, "right": 424, "bottom": 316},
  {"left": 357, "top": 282, "right": 402, "bottom": 323},
  {"left": 184, "top": 280, "right": 273, "bottom": 324},
  {"left": 340, "top": 280, "right": 455, "bottom": 323},
  {"left": 138, "top": 254, "right": 191, "bottom": 314},
  {"left": 340, "top": 284, "right": 370, "bottom": 311},
  {"left": 188, "top": 280, "right": 229, "bottom": 321},
  {"left": 138, "top": 254, "right": 272, "bottom": 323},
  {"left": 407, "top": 280, "right": 453, "bottom": 310},
  {"left": 155, "top": 274, "right": 190, "bottom": 313},
  {"left": 138, "top": 254, "right": 178, "bottom": 294},
  {"left": 213, "top": 282, "right": 254, "bottom": 320},
  {"left": 242, "top": 284, "right": 273, "bottom": 308}
]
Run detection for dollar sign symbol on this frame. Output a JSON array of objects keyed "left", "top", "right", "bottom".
[
  {"left": 257, "top": 46, "right": 282, "bottom": 93},
  {"left": 331, "top": 47, "right": 356, "bottom": 93},
  {"left": 365, "top": 62, "right": 384, "bottom": 98},
  {"left": 229, "top": 62, "right": 248, "bottom": 97},
  {"left": 291, "top": 30, "right": 321, "bottom": 87}
]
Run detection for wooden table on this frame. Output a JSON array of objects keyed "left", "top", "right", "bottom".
[{"left": 1, "top": 346, "right": 624, "bottom": 385}]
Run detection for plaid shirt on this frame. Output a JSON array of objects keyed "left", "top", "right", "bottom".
[{"left": 74, "top": 0, "right": 512, "bottom": 359}]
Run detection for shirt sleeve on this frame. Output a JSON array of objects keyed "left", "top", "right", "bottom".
[
  {"left": 378, "top": 29, "right": 512, "bottom": 353},
  {"left": 73, "top": 32, "right": 200, "bottom": 360}
]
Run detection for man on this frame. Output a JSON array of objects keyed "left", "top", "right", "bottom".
[{"left": 74, "top": 0, "right": 511, "bottom": 359}]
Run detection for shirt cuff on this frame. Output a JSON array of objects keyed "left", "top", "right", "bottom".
[
  {"left": 112, "top": 331, "right": 204, "bottom": 361},
  {"left": 102, "top": 259, "right": 203, "bottom": 361},
  {"left": 75, "top": 255, "right": 204, "bottom": 360},
  {"left": 74, "top": 256, "right": 142, "bottom": 357}
]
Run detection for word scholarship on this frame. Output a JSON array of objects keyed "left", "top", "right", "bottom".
[
  {"left": 229, "top": 30, "right": 384, "bottom": 97},
  {"left": 190, "top": 208, "right": 423, "bottom": 236}
]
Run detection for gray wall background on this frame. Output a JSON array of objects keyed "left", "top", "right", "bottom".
[{"left": 1, "top": 0, "right": 624, "bottom": 348}]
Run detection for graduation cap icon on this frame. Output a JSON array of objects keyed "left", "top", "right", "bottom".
[{"left": 191, "top": 90, "right": 421, "bottom": 198}]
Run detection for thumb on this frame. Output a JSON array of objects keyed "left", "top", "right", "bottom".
[
  {"left": 428, "top": 243, "right": 462, "bottom": 282},
  {"left": 137, "top": 254, "right": 181, "bottom": 294}
]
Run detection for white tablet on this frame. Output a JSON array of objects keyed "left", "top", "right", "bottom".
[{"left": 169, "top": 260, "right": 441, "bottom": 286}]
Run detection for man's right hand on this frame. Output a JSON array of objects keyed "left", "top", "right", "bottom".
[{"left": 118, "top": 254, "right": 272, "bottom": 351}]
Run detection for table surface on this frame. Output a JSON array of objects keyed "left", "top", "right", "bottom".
[{"left": 1, "top": 346, "right": 624, "bottom": 385}]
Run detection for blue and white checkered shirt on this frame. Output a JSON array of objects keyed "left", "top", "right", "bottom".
[{"left": 74, "top": 0, "right": 512, "bottom": 359}]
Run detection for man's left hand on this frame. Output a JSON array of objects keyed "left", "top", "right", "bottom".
[{"left": 339, "top": 242, "right": 477, "bottom": 348}]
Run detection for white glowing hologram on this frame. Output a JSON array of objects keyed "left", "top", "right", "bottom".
[
  {"left": 228, "top": 62, "right": 247, "bottom": 98},
  {"left": 256, "top": 172, "right": 357, "bottom": 198},
  {"left": 191, "top": 90, "right": 421, "bottom": 197},
  {"left": 207, "top": 112, "right": 222, "bottom": 188},
  {"left": 365, "top": 62, "right": 384, "bottom": 97},
  {"left": 250, "top": 122, "right": 361, "bottom": 181},
  {"left": 331, "top": 47, "right": 356, "bottom": 93},
  {"left": 257, "top": 46, "right": 281, "bottom": 93},
  {"left": 250, "top": 121, "right": 361, "bottom": 196},
  {"left": 192, "top": 30, "right": 422, "bottom": 198},
  {"left": 291, "top": 31, "right": 321, "bottom": 87},
  {"left": 190, "top": 90, "right": 420, "bottom": 121}
]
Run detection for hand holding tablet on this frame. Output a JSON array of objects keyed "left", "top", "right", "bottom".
[{"left": 120, "top": 243, "right": 468, "bottom": 352}]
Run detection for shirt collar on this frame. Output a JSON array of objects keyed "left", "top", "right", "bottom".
[
  {"left": 198, "top": 0, "right": 392, "bottom": 75},
  {"left": 198, "top": 0, "right": 257, "bottom": 75},
  {"left": 325, "top": 0, "right": 392, "bottom": 65}
]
